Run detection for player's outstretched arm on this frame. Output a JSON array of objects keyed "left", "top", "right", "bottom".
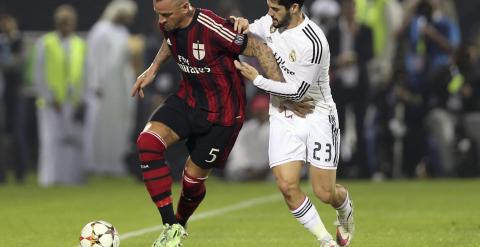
[
  {"left": 131, "top": 39, "right": 171, "bottom": 98},
  {"left": 241, "top": 35, "right": 284, "bottom": 82},
  {"left": 234, "top": 60, "right": 314, "bottom": 117},
  {"left": 237, "top": 30, "right": 315, "bottom": 117}
]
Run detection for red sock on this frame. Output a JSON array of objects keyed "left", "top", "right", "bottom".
[
  {"left": 176, "top": 170, "right": 207, "bottom": 226},
  {"left": 137, "top": 131, "right": 176, "bottom": 224}
]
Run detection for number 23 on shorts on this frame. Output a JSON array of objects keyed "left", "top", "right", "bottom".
[{"left": 313, "top": 142, "right": 332, "bottom": 162}]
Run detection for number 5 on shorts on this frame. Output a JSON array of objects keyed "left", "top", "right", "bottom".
[{"left": 205, "top": 148, "right": 220, "bottom": 163}]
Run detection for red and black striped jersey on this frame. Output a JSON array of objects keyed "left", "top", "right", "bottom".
[{"left": 159, "top": 8, "right": 248, "bottom": 126}]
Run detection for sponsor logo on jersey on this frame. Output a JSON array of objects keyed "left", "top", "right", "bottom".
[
  {"left": 274, "top": 52, "right": 295, "bottom": 75},
  {"left": 192, "top": 41, "right": 205, "bottom": 60},
  {"left": 289, "top": 50, "right": 296, "bottom": 62},
  {"left": 140, "top": 164, "right": 149, "bottom": 169},
  {"left": 177, "top": 63, "right": 212, "bottom": 74},
  {"left": 177, "top": 54, "right": 211, "bottom": 74}
]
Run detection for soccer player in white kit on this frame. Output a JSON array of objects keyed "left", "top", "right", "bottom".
[{"left": 233, "top": 0, "right": 355, "bottom": 246}]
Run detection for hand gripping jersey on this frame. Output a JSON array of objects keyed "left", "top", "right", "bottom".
[
  {"left": 159, "top": 8, "right": 248, "bottom": 126},
  {"left": 249, "top": 14, "right": 335, "bottom": 115}
]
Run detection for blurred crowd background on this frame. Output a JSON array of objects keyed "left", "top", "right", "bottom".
[{"left": 1, "top": 0, "right": 480, "bottom": 186}]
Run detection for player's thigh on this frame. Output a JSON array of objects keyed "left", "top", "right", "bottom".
[
  {"left": 271, "top": 161, "right": 304, "bottom": 187},
  {"left": 188, "top": 120, "right": 243, "bottom": 170},
  {"left": 142, "top": 121, "right": 180, "bottom": 147},
  {"left": 145, "top": 96, "right": 190, "bottom": 146},
  {"left": 269, "top": 115, "right": 306, "bottom": 167},
  {"left": 306, "top": 112, "right": 340, "bottom": 170}
]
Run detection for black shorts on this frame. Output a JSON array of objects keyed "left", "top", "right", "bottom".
[{"left": 150, "top": 95, "right": 243, "bottom": 170}]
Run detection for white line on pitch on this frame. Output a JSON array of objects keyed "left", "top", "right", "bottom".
[
  {"left": 120, "top": 193, "right": 281, "bottom": 240},
  {"left": 76, "top": 193, "right": 281, "bottom": 246}
]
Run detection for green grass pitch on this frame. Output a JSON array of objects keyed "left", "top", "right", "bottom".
[{"left": 0, "top": 176, "right": 479, "bottom": 247}]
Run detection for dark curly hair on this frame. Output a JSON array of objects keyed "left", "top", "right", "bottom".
[{"left": 276, "top": 0, "right": 305, "bottom": 9}]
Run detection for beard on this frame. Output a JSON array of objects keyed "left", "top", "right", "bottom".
[{"left": 272, "top": 13, "right": 291, "bottom": 28}]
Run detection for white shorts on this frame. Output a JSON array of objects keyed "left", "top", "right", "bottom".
[{"left": 268, "top": 110, "right": 340, "bottom": 170}]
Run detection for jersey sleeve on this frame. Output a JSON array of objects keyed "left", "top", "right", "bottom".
[
  {"left": 252, "top": 45, "right": 324, "bottom": 102},
  {"left": 198, "top": 13, "right": 248, "bottom": 55},
  {"left": 248, "top": 15, "right": 272, "bottom": 42}
]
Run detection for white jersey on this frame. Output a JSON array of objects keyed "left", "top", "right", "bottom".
[
  {"left": 249, "top": 14, "right": 340, "bottom": 169},
  {"left": 249, "top": 14, "right": 335, "bottom": 116}
]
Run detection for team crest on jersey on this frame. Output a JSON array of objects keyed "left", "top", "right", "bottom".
[
  {"left": 192, "top": 42, "right": 205, "bottom": 60},
  {"left": 289, "top": 50, "right": 296, "bottom": 62}
]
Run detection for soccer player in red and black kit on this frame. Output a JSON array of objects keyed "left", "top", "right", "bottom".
[{"left": 131, "top": 0, "right": 285, "bottom": 246}]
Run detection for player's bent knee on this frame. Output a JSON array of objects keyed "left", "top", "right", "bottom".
[
  {"left": 276, "top": 178, "right": 301, "bottom": 199},
  {"left": 185, "top": 158, "right": 211, "bottom": 178},
  {"left": 137, "top": 131, "right": 165, "bottom": 149},
  {"left": 314, "top": 188, "right": 333, "bottom": 204},
  {"left": 141, "top": 121, "right": 179, "bottom": 147},
  {"left": 136, "top": 131, "right": 167, "bottom": 162}
]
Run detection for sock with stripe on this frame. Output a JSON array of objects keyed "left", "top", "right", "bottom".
[
  {"left": 291, "top": 196, "right": 331, "bottom": 240},
  {"left": 336, "top": 191, "right": 352, "bottom": 218},
  {"left": 175, "top": 170, "right": 207, "bottom": 227},
  {"left": 137, "top": 131, "right": 176, "bottom": 225}
]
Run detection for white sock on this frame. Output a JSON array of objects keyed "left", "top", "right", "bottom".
[
  {"left": 291, "top": 196, "right": 330, "bottom": 240},
  {"left": 336, "top": 192, "right": 353, "bottom": 217}
]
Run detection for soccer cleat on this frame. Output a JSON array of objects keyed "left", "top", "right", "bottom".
[
  {"left": 175, "top": 213, "right": 188, "bottom": 229},
  {"left": 152, "top": 224, "right": 188, "bottom": 247},
  {"left": 152, "top": 224, "right": 171, "bottom": 247},
  {"left": 335, "top": 203, "right": 355, "bottom": 246},
  {"left": 336, "top": 225, "right": 352, "bottom": 247},
  {"left": 320, "top": 237, "right": 339, "bottom": 247}
]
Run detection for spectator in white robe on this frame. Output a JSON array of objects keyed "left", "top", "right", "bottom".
[{"left": 84, "top": 0, "right": 137, "bottom": 176}]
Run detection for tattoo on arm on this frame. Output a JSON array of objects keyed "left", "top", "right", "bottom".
[
  {"left": 152, "top": 39, "right": 172, "bottom": 71},
  {"left": 242, "top": 35, "right": 284, "bottom": 82}
]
